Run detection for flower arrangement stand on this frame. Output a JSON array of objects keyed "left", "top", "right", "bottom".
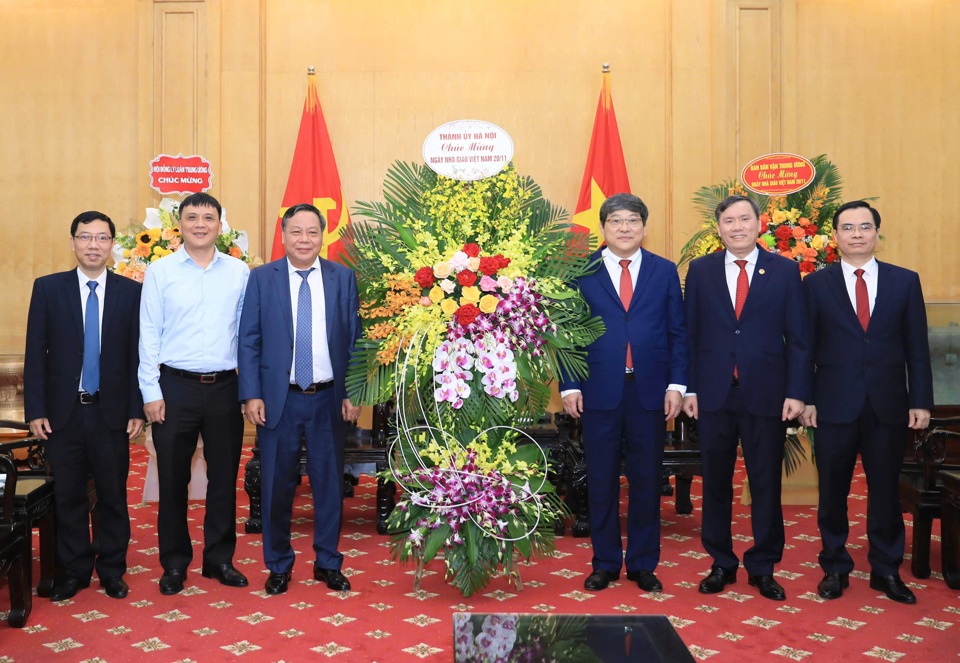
[{"left": 413, "top": 548, "right": 523, "bottom": 592}]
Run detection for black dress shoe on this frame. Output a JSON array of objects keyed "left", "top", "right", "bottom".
[
  {"left": 626, "top": 570, "right": 663, "bottom": 592},
  {"left": 583, "top": 569, "right": 619, "bottom": 591},
  {"left": 159, "top": 569, "right": 186, "bottom": 595},
  {"left": 50, "top": 577, "right": 90, "bottom": 601},
  {"left": 698, "top": 567, "right": 736, "bottom": 594},
  {"left": 100, "top": 576, "right": 129, "bottom": 599},
  {"left": 817, "top": 572, "right": 849, "bottom": 600},
  {"left": 869, "top": 573, "right": 916, "bottom": 604},
  {"left": 748, "top": 574, "right": 786, "bottom": 601},
  {"left": 314, "top": 566, "right": 351, "bottom": 591},
  {"left": 201, "top": 562, "right": 249, "bottom": 587},
  {"left": 264, "top": 571, "right": 291, "bottom": 595}
]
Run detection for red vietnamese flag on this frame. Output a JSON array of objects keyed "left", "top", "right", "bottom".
[
  {"left": 571, "top": 67, "right": 631, "bottom": 243},
  {"left": 270, "top": 68, "right": 350, "bottom": 262}
]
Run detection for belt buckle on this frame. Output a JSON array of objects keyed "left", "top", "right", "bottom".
[
  {"left": 303, "top": 384, "right": 317, "bottom": 394},
  {"left": 200, "top": 373, "right": 217, "bottom": 384},
  {"left": 79, "top": 392, "right": 94, "bottom": 404}
]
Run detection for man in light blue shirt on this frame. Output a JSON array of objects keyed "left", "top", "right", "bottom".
[{"left": 139, "top": 192, "right": 250, "bottom": 595}]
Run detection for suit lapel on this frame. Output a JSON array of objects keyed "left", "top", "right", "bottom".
[
  {"left": 102, "top": 272, "right": 122, "bottom": 332},
  {"left": 826, "top": 263, "right": 863, "bottom": 332},
  {"left": 66, "top": 271, "right": 84, "bottom": 339},
  {"left": 739, "top": 248, "right": 772, "bottom": 320},
  {"left": 273, "top": 257, "right": 295, "bottom": 342},
  {"left": 708, "top": 252, "right": 737, "bottom": 323},
  {"left": 629, "top": 249, "right": 655, "bottom": 309},
  {"left": 592, "top": 252, "right": 623, "bottom": 310},
  {"left": 870, "top": 261, "right": 892, "bottom": 329},
  {"left": 320, "top": 258, "right": 336, "bottom": 344}
]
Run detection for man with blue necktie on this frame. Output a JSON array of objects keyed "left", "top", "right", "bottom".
[
  {"left": 238, "top": 203, "right": 362, "bottom": 595},
  {"left": 800, "top": 201, "right": 933, "bottom": 604},
  {"left": 139, "top": 192, "right": 250, "bottom": 595},
  {"left": 25, "top": 211, "right": 144, "bottom": 601},
  {"left": 559, "top": 193, "right": 688, "bottom": 594}
]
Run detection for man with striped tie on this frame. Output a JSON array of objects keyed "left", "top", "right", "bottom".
[
  {"left": 238, "top": 203, "right": 362, "bottom": 595},
  {"left": 25, "top": 211, "right": 144, "bottom": 601}
]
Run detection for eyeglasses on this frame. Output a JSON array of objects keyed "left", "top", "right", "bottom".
[
  {"left": 605, "top": 217, "right": 643, "bottom": 228},
  {"left": 74, "top": 233, "right": 113, "bottom": 244},
  {"left": 837, "top": 223, "right": 876, "bottom": 233}
]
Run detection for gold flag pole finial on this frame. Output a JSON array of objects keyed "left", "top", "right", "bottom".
[
  {"left": 308, "top": 66, "right": 315, "bottom": 76},
  {"left": 601, "top": 63, "right": 612, "bottom": 109},
  {"left": 602, "top": 62, "right": 610, "bottom": 73}
]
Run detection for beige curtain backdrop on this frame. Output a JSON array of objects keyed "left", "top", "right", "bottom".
[{"left": 2, "top": 0, "right": 958, "bottom": 354}]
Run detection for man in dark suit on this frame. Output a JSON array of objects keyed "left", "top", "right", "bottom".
[
  {"left": 559, "top": 193, "right": 688, "bottom": 593},
  {"left": 800, "top": 200, "right": 932, "bottom": 604},
  {"left": 682, "top": 195, "right": 810, "bottom": 601},
  {"left": 238, "top": 203, "right": 362, "bottom": 595},
  {"left": 24, "top": 211, "right": 144, "bottom": 601}
]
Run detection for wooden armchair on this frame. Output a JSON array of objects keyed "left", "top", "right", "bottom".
[
  {"left": 0, "top": 454, "right": 32, "bottom": 627},
  {"left": 898, "top": 415, "right": 960, "bottom": 579}
]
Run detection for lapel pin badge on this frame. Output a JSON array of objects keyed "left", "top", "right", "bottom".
[{"left": 758, "top": 269, "right": 765, "bottom": 275}]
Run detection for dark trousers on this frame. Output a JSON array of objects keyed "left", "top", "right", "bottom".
[
  {"left": 152, "top": 371, "right": 243, "bottom": 572},
  {"left": 699, "top": 385, "right": 786, "bottom": 575},
  {"left": 814, "top": 399, "right": 908, "bottom": 576},
  {"left": 582, "top": 379, "right": 665, "bottom": 573},
  {"left": 257, "top": 387, "right": 345, "bottom": 573},
  {"left": 46, "top": 400, "right": 130, "bottom": 581}
]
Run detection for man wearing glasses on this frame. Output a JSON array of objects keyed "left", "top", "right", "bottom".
[
  {"left": 560, "top": 193, "right": 688, "bottom": 594},
  {"left": 800, "top": 200, "right": 933, "bottom": 604},
  {"left": 24, "top": 211, "right": 145, "bottom": 601}
]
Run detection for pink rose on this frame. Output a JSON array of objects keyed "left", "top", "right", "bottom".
[
  {"left": 479, "top": 275, "right": 499, "bottom": 292},
  {"left": 419, "top": 296, "right": 432, "bottom": 306},
  {"left": 496, "top": 275, "right": 513, "bottom": 291}
]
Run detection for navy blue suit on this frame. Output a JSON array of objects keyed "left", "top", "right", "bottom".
[
  {"left": 24, "top": 270, "right": 143, "bottom": 581},
  {"left": 684, "top": 248, "right": 810, "bottom": 575},
  {"left": 804, "top": 261, "right": 933, "bottom": 575},
  {"left": 238, "top": 257, "right": 361, "bottom": 573},
  {"left": 559, "top": 248, "right": 688, "bottom": 573}
]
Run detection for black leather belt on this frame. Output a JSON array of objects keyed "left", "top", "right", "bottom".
[
  {"left": 161, "top": 364, "right": 235, "bottom": 384},
  {"left": 78, "top": 391, "right": 99, "bottom": 404},
  {"left": 625, "top": 372, "right": 636, "bottom": 382},
  {"left": 290, "top": 381, "right": 334, "bottom": 394}
]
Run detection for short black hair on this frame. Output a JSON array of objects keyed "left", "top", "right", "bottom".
[
  {"left": 282, "top": 203, "right": 327, "bottom": 232},
  {"left": 599, "top": 193, "right": 649, "bottom": 226},
  {"left": 833, "top": 200, "right": 881, "bottom": 230},
  {"left": 179, "top": 192, "right": 222, "bottom": 220},
  {"left": 715, "top": 195, "right": 760, "bottom": 221},
  {"left": 70, "top": 211, "right": 115, "bottom": 238}
]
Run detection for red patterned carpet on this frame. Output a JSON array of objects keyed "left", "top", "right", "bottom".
[{"left": 1, "top": 445, "right": 958, "bottom": 662}]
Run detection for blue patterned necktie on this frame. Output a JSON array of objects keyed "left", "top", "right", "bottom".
[
  {"left": 295, "top": 269, "right": 315, "bottom": 391},
  {"left": 82, "top": 281, "right": 100, "bottom": 394}
]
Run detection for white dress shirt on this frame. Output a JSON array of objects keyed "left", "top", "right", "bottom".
[
  {"left": 77, "top": 267, "right": 107, "bottom": 391},
  {"left": 561, "top": 247, "right": 685, "bottom": 398},
  {"left": 288, "top": 258, "right": 334, "bottom": 385},
  {"left": 724, "top": 246, "right": 759, "bottom": 306},
  {"left": 840, "top": 257, "right": 878, "bottom": 315}
]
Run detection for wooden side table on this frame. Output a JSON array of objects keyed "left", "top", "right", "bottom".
[{"left": 939, "top": 469, "right": 960, "bottom": 589}]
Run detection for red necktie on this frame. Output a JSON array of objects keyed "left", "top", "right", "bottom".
[
  {"left": 734, "top": 260, "right": 748, "bottom": 378},
  {"left": 855, "top": 268, "right": 870, "bottom": 331},
  {"left": 619, "top": 259, "right": 633, "bottom": 370}
]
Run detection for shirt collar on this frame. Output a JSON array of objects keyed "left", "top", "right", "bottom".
[
  {"left": 841, "top": 256, "right": 878, "bottom": 278},
  {"left": 724, "top": 246, "right": 760, "bottom": 266},
  {"left": 176, "top": 246, "right": 222, "bottom": 267},
  {"left": 76, "top": 266, "right": 107, "bottom": 290},
  {"left": 288, "top": 256, "right": 322, "bottom": 275},
  {"left": 602, "top": 246, "right": 643, "bottom": 264}
]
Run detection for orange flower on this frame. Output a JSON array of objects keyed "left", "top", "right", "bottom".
[
  {"left": 797, "top": 217, "right": 811, "bottom": 227},
  {"left": 780, "top": 250, "right": 792, "bottom": 259},
  {"left": 133, "top": 244, "right": 152, "bottom": 258},
  {"left": 803, "top": 247, "right": 818, "bottom": 258},
  {"left": 229, "top": 245, "right": 243, "bottom": 259},
  {"left": 791, "top": 226, "right": 806, "bottom": 240}
]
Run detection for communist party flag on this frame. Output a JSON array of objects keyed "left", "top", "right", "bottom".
[
  {"left": 270, "top": 68, "right": 349, "bottom": 262},
  {"left": 571, "top": 67, "right": 631, "bottom": 242}
]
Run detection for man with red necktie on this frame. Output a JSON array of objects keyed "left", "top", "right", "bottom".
[
  {"left": 560, "top": 193, "right": 688, "bottom": 594},
  {"left": 683, "top": 194, "right": 810, "bottom": 601},
  {"left": 800, "top": 200, "right": 932, "bottom": 604}
]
